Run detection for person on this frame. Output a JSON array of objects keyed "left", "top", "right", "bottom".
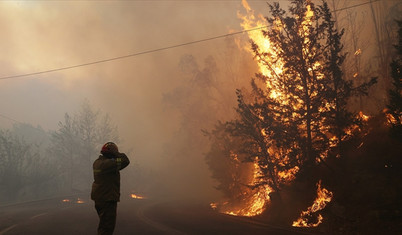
[{"left": 91, "top": 142, "right": 130, "bottom": 235}]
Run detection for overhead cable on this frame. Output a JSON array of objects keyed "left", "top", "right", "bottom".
[{"left": 0, "top": 26, "right": 267, "bottom": 80}]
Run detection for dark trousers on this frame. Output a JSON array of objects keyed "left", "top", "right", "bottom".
[{"left": 95, "top": 201, "right": 118, "bottom": 235}]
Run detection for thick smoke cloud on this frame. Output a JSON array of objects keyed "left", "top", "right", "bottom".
[{"left": 0, "top": 1, "right": 267, "bottom": 202}]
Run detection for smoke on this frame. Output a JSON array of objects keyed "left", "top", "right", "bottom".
[{"left": 0, "top": 1, "right": 271, "bottom": 203}]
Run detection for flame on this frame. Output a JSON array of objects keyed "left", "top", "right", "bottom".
[
  {"left": 76, "top": 198, "right": 85, "bottom": 204},
  {"left": 225, "top": 162, "right": 272, "bottom": 217},
  {"left": 210, "top": 0, "right": 314, "bottom": 218},
  {"left": 238, "top": 0, "right": 284, "bottom": 100},
  {"left": 131, "top": 193, "right": 146, "bottom": 199},
  {"left": 210, "top": 202, "right": 218, "bottom": 210},
  {"left": 358, "top": 111, "right": 370, "bottom": 122},
  {"left": 354, "top": 49, "right": 362, "bottom": 56},
  {"left": 386, "top": 113, "right": 397, "bottom": 125},
  {"left": 292, "top": 180, "right": 333, "bottom": 227},
  {"left": 211, "top": 162, "right": 272, "bottom": 217},
  {"left": 223, "top": 189, "right": 270, "bottom": 217},
  {"left": 385, "top": 109, "right": 401, "bottom": 126},
  {"left": 278, "top": 166, "right": 299, "bottom": 182},
  {"left": 62, "top": 198, "right": 85, "bottom": 204}
]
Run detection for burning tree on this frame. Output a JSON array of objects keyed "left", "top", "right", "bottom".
[{"left": 206, "top": 0, "right": 375, "bottom": 220}]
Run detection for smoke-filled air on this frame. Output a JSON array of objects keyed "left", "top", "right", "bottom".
[{"left": 0, "top": 1, "right": 401, "bottom": 234}]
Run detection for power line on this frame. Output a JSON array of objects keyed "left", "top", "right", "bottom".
[
  {"left": 0, "top": 113, "right": 21, "bottom": 124},
  {"left": 332, "top": 0, "right": 379, "bottom": 13},
  {"left": 0, "top": 26, "right": 267, "bottom": 80},
  {"left": 0, "top": 0, "right": 379, "bottom": 80}
]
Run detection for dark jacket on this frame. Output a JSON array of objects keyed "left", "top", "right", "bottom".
[{"left": 91, "top": 153, "right": 130, "bottom": 202}]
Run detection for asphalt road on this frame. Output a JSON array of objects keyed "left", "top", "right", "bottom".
[{"left": 0, "top": 195, "right": 315, "bottom": 235}]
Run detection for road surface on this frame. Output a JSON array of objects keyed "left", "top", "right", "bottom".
[{"left": 0, "top": 195, "right": 317, "bottom": 235}]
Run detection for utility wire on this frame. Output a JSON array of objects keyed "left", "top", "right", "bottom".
[
  {"left": 0, "top": 0, "right": 379, "bottom": 80},
  {"left": 0, "top": 26, "right": 267, "bottom": 80},
  {"left": 332, "top": 0, "right": 379, "bottom": 13},
  {"left": 0, "top": 113, "right": 21, "bottom": 123}
]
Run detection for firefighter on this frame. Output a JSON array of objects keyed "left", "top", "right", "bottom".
[{"left": 91, "top": 142, "right": 130, "bottom": 235}]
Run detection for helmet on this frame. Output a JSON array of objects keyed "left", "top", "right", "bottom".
[{"left": 101, "top": 142, "right": 118, "bottom": 155}]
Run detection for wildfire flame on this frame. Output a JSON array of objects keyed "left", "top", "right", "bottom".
[
  {"left": 76, "top": 198, "right": 85, "bottom": 204},
  {"left": 131, "top": 193, "right": 146, "bottom": 199},
  {"left": 210, "top": 202, "right": 218, "bottom": 210},
  {"left": 354, "top": 49, "right": 362, "bottom": 56},
  {"left": 292, "top": 180, "right": 333, "bottom": 227},
  {"left": 238, "top": 0, "right": 284, "bottom": 99},
  {"left": 359, "top": 111, "right": 370, "bottom": 122},
  {"left": 223, "top": 162, "right": 272, "bottom": 217},
  {"left": 211, "top": 161, "right": 272, "bottom": 217},
  {"left": 210, "top": 0, "right": 315, "bottom": 218},
  {"left": 62, "top": 198, "right": 85, "bottom": 204}
]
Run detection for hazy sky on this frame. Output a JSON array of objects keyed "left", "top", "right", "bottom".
[
  {"left": 0, "top": 0, "right": 272, "bottom": 201},
  {"left": 0, "top": 0, "right": 271, "bottom": 133}
]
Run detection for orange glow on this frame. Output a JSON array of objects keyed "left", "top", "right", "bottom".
[
  {"left": 238, "top": 0, "right": 284, "bottom": 100},
  {"left": 62, "top": 199, "right": 70, "bottom": 203},
  {"left": 211, "top": 162, "right": 272, "bottom": 217},
  {"left": 292, "top": 180, "right": 333, "bottom": 227},
  {"left": 76, "top": 198, "right": 85, "bottom": 204},
  {"left": 210, "top": 0, "right": 315, "bottom": 218},
  {"left": 385, "top": 110, "right": 401, "bottom": 126},
  {"left": 210, "top": 202, "right": 218, "bottom": 210},
  {"left": 358, "top": 111, "right": 370, "bottom": 122},
  {"left": 224, "top": 162, "right": 272, "bottom": 217},
  {"left": 278, "top": 166, "right": 299, "bottom": 182},
  {"left": 131, "top": 193, "right": 146, "bottom": 199},
  {"left": 386, "top": 113, "right": 397, "bottom": 125},
  {"left": 354, "top": 49, "right": 362, "bottom": 56}
]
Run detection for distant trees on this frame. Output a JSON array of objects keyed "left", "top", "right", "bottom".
[
  {"left": 50, "top": 100, "right": 119, "bottom": 192},
  {"left": 0, "top": 125, "right": 56, "bottom": 202},
  {"left": 205, "top": 0, "right": 375, "bottom": 212},
  {"left": 0, "top": 101, "right": 119, "bottom": 203},
  {"left": 0, "top": 129, "right": 32, "bottom": 200}
]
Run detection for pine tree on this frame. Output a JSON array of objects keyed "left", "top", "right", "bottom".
[{"left": 206, "top": 0, "right": 376, "bottom": 205}]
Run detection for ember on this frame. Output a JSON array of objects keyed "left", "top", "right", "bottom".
[
  {"left": 292, "top": 180, "right": 333, "bottom": 227},
  {"left": 76, "top": 198, "right": 85, "bottom": 204},
  {"left": 130, "top": 193, "right": 146, "bottom": 199}
]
